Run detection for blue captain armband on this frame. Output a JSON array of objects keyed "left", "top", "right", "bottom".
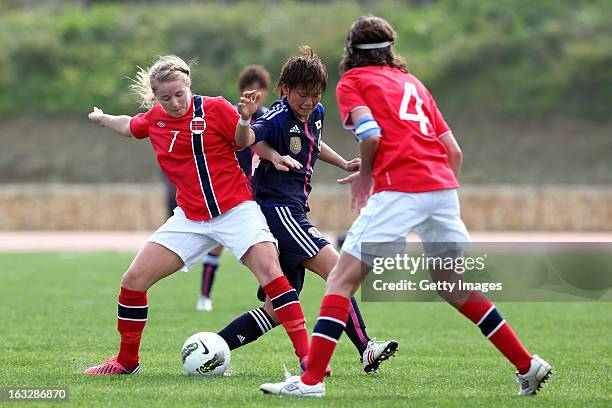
[{"left": 354, "top": 114, "right": 381, "bottom": 141}]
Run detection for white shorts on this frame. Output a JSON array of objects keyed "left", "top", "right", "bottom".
[
  {"left": 149, "top": 201, "right": 277, "bottom": 272},
  {"left": 342, "top": 189, "right": 470, "bottom": 265}
]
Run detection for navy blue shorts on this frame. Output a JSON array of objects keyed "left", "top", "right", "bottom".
[{"left": 256, "top": 204, "right": 330, "bottom": 301}]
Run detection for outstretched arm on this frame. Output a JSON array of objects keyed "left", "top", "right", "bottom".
[
  {"left": 319, "top": 141, "right": 360, "bottom": 171},
  {"left": 88, "top": 107, "right": 133, "bottom": 138},
  {"left": 253, "top": 141, "right": 303, "bottom": 172},
  {"left": 235, "top": 90, "right": 259, "bottom": 148}
]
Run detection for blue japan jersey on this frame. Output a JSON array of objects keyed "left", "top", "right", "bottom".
[{"left": 251, "top": 98, "right": 324, "bottom": 211}]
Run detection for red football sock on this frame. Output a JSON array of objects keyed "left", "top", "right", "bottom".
[
  {"left": 301, "top": 294, "right": 350, "bottom": 385},
  {"left": 459, "top": 291, "right": 532, "bottom": 374},
  {"left": 263, "top": 276, "right": 309, "bottom": 359},
  {"left": 117, "top": 287, "right": 148, "bottom": 369}
]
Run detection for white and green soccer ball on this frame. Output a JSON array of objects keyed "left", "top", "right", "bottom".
[{"left": 181, "top": 332, "right": 231, "bottom": 376}]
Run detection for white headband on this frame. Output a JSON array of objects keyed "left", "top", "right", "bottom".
[{"left": 352, "top": 41, "right": 391, "bottom": 49}]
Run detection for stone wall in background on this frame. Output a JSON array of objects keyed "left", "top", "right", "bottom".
[
  {"left": 309, "top": 185, "right": 612, "bottom": 232},
  {"left": 1, "top": 184, "right": 611, "bottom": 231},
  {"left": 0, "top": 184, "right": 165, "bottom": 231}
]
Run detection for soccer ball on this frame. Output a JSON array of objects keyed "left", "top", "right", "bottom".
[{"left": 181, "top": 332, "right": 231, "bottom": 376}]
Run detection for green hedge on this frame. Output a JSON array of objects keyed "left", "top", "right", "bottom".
[{"left": 0, "top": 0, "right": 610, "bottom": 120}]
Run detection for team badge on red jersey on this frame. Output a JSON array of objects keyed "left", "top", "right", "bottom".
[{"left": 190, "top": 117, "right": 207, "bottom": 134}]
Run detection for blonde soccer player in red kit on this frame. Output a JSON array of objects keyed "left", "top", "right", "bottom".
[
  {"left": 261, "top": 16, "right": 551, "bottom": 398},
  {"left": 84, "top": 55, "right": 309, "bottom": 375}
]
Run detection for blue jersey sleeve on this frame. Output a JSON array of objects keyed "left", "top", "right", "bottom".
[
  {"left": 317, "top": 103, "right": 325, "bottom": 115},
  {"left": 317, "top": 103, "right": 325, "bottom": 126},
  {"left": 251, "top": 120, "right": 277, "bottom": 145},
  {"left": 251, "top": 100, "right": 285, "bottom": 147}
]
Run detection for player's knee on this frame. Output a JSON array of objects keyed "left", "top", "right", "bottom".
[
  {"left": 436, "top": 287, "right": 459, "bottom": 307},
  {"left": 257, "top": 258, "right": 283, "bottom": 284},
  {"left": 325, "top": 267, "right": 360, "bottom": 298},
  {"left": 121, "top": 267, "right": 147, "bottom": 292},
  {"left": 435, "top": 284, "right": 470, "bottom": 309},
  {"left": 259, "top": 264, "right": 283, "bottom": 286},
  {"left": 312, "top": 266, "right": 330, "bottom": 281},
  {"left": 121, "top": 271, "right": 136, "bottom": 290},
  {"left": 246, "top": 244, "right": 283, "bottom": 284}
]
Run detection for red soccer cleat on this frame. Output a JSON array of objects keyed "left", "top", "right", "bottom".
[
  {"left": 84, "top": 355, "right": 140, "bottom": 375},
  {"left": 300, "top": 357, "right": 332, "bottom": 377}
]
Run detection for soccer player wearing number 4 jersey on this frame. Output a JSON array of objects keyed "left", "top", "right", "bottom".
[
  {"left": 83, "top": 55, "right": 310, "bottom": 375},
  {"left": 261, "top": 16, "right": 551, "bottom": 398}
]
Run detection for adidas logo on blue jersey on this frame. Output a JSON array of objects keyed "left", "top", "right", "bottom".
[{"left": 289, "top": 125, "right": 301, "bottom": 134}]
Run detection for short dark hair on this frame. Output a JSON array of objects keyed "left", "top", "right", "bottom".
[
  {"left": 277, "top": 46, "right": 328, "bottom": 97},
  {"left": 238, "top": 65, "right": 270, "bottom": 92},
  {"left": 340, "top": 15, "right": 407, "bottom": 74}
]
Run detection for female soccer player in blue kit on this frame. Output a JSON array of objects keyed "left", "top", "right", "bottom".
[{"left": 219, "top": 46, "right": 399, "bottom": 374}]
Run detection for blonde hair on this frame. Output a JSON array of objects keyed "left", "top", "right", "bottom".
[{"left": 130, "top": 55, "right": 192, "bottom": 109}]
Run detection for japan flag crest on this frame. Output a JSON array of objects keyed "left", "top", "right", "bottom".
[{"left": 190, "top": 117, "right": 207, "bottom": 134}]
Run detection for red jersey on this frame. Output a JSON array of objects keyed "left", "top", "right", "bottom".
[
  {"left": 336, "top": 65, "right": 458, "bottom": 194},
  {"left": 130, "top": 95, "right": 253, "bottom": 220}
]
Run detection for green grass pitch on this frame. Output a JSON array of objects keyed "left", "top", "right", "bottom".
[{"left": 1, "top": 251, "right": 610, "bottom": 407}]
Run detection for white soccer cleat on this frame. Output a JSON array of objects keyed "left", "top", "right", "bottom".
[
  {"left": 260, "top": 368, "right": 325, "bottom": 397},
  {"left": 196, "top": 296, "right": 213, "bottom": 312},
  {"left": 516, "top": 355, "right": 552, "bottom": 396},
  {"left": 361, "top": 338, "right": 399, "bottom": 373}
]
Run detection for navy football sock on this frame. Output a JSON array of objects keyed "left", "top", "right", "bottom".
[
  {"left": 344, "top": 297, "right": 371, "bottom": 355},
  {"left": 201, "top": 253, "right": 220, "bottom": 297},
  {"left": 218, "top": 307, "right": 277, "bottom": 350}
]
